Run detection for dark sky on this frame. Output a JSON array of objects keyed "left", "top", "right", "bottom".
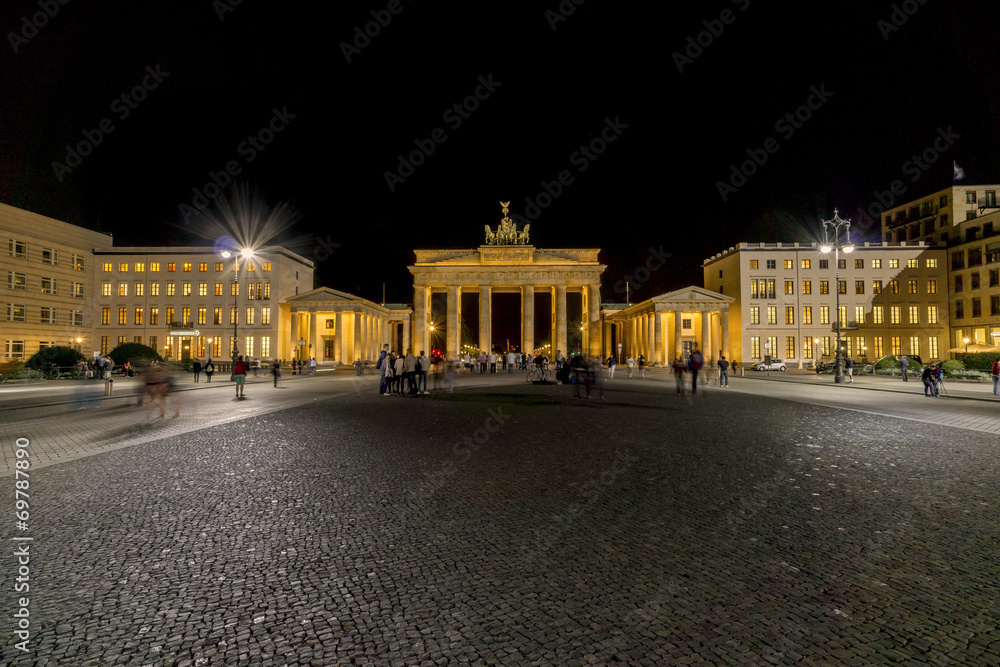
[{"left": 3, "top": 0, "right": 999, "bottom": 307}]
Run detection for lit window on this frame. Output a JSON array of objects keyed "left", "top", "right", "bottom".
[
  {"left": 151, "top": 283, "right": 160, "bottom": 296},
  {"left": 854, "top": 258, "right": 863, "bottom": 269},
  {"left": 767, "top": 306, "right": 776, "bottom": 325},
  {"left": 926, "top": 280, "right": 936, "bottom": 294},
  {"left": 118, "top": 307, "right": 127, "bottom": 325},
  {"left": 150, "top": 308, "right": 159, "bottom": 325},
  {"left": 784, "top": 280, "right": 794, "bottom": 295},
  {"left": 119, "top": 263, "right": 128, "bottom": 272},
  {"left": 6, "top": 304, "right": 25, "bottom": 322},
  {"left": 135, "top": 283, "right": 144, "bottom": 297},
  {"left": 890, "top": 306, "right": 901, "bottom": 324},
  {"left": 166, "top": 283, "right": 176, "bottom": 296},
  {"left": 908, "top": 280, "right": 918, "bottom": 294},
  {"left": 873, "top": 306, "right": 883, "bottom": 324},
  {"left": 802, "top": 306, "right": 812, "bottom": 324},
  {"left": 198, "top": 307, "right": 207, "bottom": 325},
  {"left": 872, "top": 259, "right": 881, "bottom": 269},
  {"left": 889, "top": 259, "right": 899, "bottom": 269},
  {"left": 102, "top": 282, "right": 112, "bottom": 296},
  {"left": 261, "top": 336, "right": 270, "bottom": 357},
  {"left": 135, "top": 262, "right": 145, "bottom": 272},
  {"left": 927, "top": 306, "right": 937, "bottom": 324},
  {"left": 261, "top": 307, "right": 271, "bottom": 325},
  {"left": 926, "top": 258, "right": 937, "bottom": 268},
  {"left": 784, "top": 260, "right": 793, "bottom": 269},
  {"left": 102, "top": 308, "right": 110, "bottom": 325},
  {"left": 119, "top": 283, "right": 128, "bottom": 296},
  {"left": 820, "top": 306, "right": 830, "bottom": 324},
  {"left": 183, "top": 263, "right": 192, "bottom": 272},
  {"left": 199, "top": 282, "right": 207, "bottom": 296},
  {"left": 167, "top": 263, "right": 176, "bottom": 272},
  {"left": 200, "top": 262, "right": 208, "bottom": 272},
  {"left": 855, "top": 306, "right": 865, "bottom": 324},
  {"left": 749, "top": 260, "right": 758, "bottom": 269},
  {"left": 802, "top": 280, "right": 811, "bottom": 294},
  {"left": 8, "top": 272, "right": 26, "bottom": 290},
  {"left": 150, "top": 262, "right": 160, "bottom": 272},
  {"left": 750, "top": 307, "right": 760, "bottom": 324},
  {"left": 801, "top": 259, "right": 810, "bottom": 269},
  {"left": 135, "top": 308, "right": 143, "bottom": 325},
  {"left": 263, "top": 262, "right": 272, "bottom": 272},
  {"left": 215, "top": 283, "right": 223, "bottom": 296},
  {"left": 182, "top": 282, "right": 192, "bottom": 296},
  {"left": 103, "top": 262, "right": 112, "bottom": 272},
  {"left": 784, "top": 306, "right": 794, "bottom": 325},
  {"left": 908, "top": 306, "right": 919, "bottom": 324},
  {"left": 72, "top": 282, "right": 84, "bottom": 298},
  {"left": 246, "top": 307, "right": 255, "bottom": 325}
]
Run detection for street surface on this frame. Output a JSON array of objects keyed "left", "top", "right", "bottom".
[{"left": 1, "top": 369, "right": 999, "bottom": 665}]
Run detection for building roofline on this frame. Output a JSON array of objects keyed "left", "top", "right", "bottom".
[
  {"left": 93, "top": 245, "right": 314, "bottom": 268},
  {"left": 702, "top": 240, "right": 941, "bottom": 266}
]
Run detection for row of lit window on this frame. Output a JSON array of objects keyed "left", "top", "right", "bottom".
[
  {"left": 91, "top": 335, "right": 273, "bottom": 359},
  {"left": 5, "top": 304, "right": 84, "bottom": 325},
  {"left": 954, "top": 296, "right": 1000, "bottom": 319},
  {"left": 749, "top": 335, "right": 938, "bottom": 360},
  {"left": 100, "top": 281, "right": 271, "bottom": 299},
  {"left": 5, "top": 272, "right": 85, "bottom": 297},
  {"left": 749, "top": 258, "right": 936, "bottom": 270},
  {"left": 7, "top": 240, "right": 87, "bottom": 270},
  {"left": 750, "top": 278, "right": 936, "bottom": 298},
  {"left": 101, "top": 306, "right": 272, "bottom": 326},
  {"left": 101, "top": 261, "right": 272, "bottom": 273},
  {"left": 749, "top": 305, "right": 939, "bottom": 326}
]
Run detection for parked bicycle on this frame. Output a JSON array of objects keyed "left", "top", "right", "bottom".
[{"left": 526, "top": 365, "right": 551, "bottom": 383}]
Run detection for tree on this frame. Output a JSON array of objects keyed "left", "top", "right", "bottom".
[
  {"left": 26, "top": 345, "right": 83, "bottom": 370},
  {"left": 108, "top": 342, "right": 163, "bottom": 366}
]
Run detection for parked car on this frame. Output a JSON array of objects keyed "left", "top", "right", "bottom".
[{"left": 754, "top": 359, "right": 787, "bottom": 371}]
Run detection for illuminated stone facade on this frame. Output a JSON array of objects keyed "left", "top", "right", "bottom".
[{"left": 408, "top": 246, "right": 606, "bottom": 359}]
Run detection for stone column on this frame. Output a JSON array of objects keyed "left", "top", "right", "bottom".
[
  {"left": 353, "top": 311, "right": 363, "bottom": 361},
  {"left": 588, "top": 284, "right": 602, "bottom": 357},
  {"left": 654, "top": 310, "right": 663, "bottom": 365},
  {"left": 335, "top": 312, "right": 347, "bottom": 364},
  {"left": 402, "top": 318, "right": 411, "bottom": 353},
  {"left": 647, "top": 313, "right": 655, "bottom": 364},
  {"left": 522, "top": 286, "right": 535, "bottom": 357},
  {"left": 447, "top": 286, "right": 461, "bottom": 360},
  {"left": 630, "top": 316, "right": 637, "bottom": 357},
  {"left": 308, "top": 310, "right": 319, "bottom": 363},
  {"left": 673, "top": 310, "right": 683, "bottom": 359},
  {"left": 479, "top": 286, "right": 492, "bottom": 353},
  {"left": 721, "top": 309, "right": 730, "bottom": 360},
  {"left": 555, "top": 285, "right": 567, "bottom": 356},
  {"left": 413, "top": 285, "right": 428, "bottom": 355},
  {"left": 701, "top": 310, "right": 710, "bottom": 357},
  {"left": 290, "top": 310, "right": 299, "bottom": 362}
]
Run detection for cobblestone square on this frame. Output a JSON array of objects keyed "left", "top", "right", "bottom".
[{"left": 2, "top": 374, "right": 999, "bottom": 665}]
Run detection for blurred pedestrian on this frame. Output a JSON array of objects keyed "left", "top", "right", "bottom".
[
  {"left": 271, "top": 359, "right": 282, "bottom": 387},
  {"left": 193, "top": 358, "right": 202, "bottom": 383},
  {"left": 205, "top": 358, "right": 215, "bottom": 382},
  {"left": 625, "top": 355, "right": 635, "bottom": 379},
  {"left": 417, "top": 350, "right": 430, "bottom": 394},
  {"left": 637, "top": 354, "right": 646, "bottom": 379},
  {"left": 393, "top": 352, "right": 405, "bottom": 395},
  {"left": 688, "top": 345, "right": 704, "bottom": 396},
  {"left": 672, "top": 357, "right": 686, "bottom": 396},
  {"left": 607, "top": 354, "right": 616, "bottom": 379},
  {"left": 921, "top": 364, "right": 935, "bottom": 397},
  {"left": 991, "top": 357, "right": 1000, "bottom": 395},
  {"left": 845, "top": 357, "right": 855, "bottom": 383},
  {"left": 900, "top": 355, "right": 909, "bottom": 382}
]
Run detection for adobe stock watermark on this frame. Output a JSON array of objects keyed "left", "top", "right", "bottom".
[
  {"left": 178, "top": 106, "right": 296, "bottom": 222},
  {"left": 851, "top": 126, "right": 960, "bottom": 236},
  {"left": 877, "top": 0, "right": 928, "bottom": 41},
  {"left": 510, "top": 116, "right": 628, "bottom": 223},
  {"left": 12, "top": 437, "right": 33, "bottom": 653},
  {"left": 672, "top": 0, "right": 751, "bottom": 73},
  {"left": 212, "top": 0, "right": 244, "bottom": 21},
  {"left": 383, "top": 74, "right": 502, "bottom": 192},
  {"left": 716, "top": 84, "right": 833, "bottom": 202},
  {"left": 7, "top": 0, "right": 71, "bottom": 54},
  {"left": 51, "top": 65, "right": 169, "bottom": 183},
  {"left": 340, "top": 0, "right": 415, "bottom": 63},
  {"left": 544, "top": 0, "right": 586, "bottom": 31},
  {"left": 611, "top": 244, "right": 672, "bottom": 302}
]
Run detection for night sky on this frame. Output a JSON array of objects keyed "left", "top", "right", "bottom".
[{"left": 3, "top": 0, "right": 999, "bottom": 310}]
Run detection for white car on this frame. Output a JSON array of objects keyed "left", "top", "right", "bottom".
[{"left": 754, "top": 359, "right": 787, "bottom": 371}]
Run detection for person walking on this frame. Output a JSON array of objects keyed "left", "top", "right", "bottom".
[
  {"left": 205, "top": 358, "right": 215, "bottom": 382},
  {"left": 271, "top": 359, "right": 282, "bottom": 387},
  {"left": 932, "top": 362, "right": 944, "bottom": 397},
  {"left": 718, "top": 355, "right": 730, "bottom": 387},
  {"left": 607, "top": 354, "right": 616, "bottom": 379},
  {"left": 393, "top": 352, "right": 405, "bottom": 395},
  {"left": 489, "top": 352, "right": 498, "bottom": 374},
  {"left": 625, "top": 355, "right": 634, "bottom": 379},
  {"left": 672, "top": 357, "right": 686, "bottom": 396},
  {"left": 637, "top": 354, "right": 646, "bottom": 379},
  {"left": 506, "top": 350, "right": 516, "bottom": 374},
  {"left": 308, "top": 357, "right": 317, "bottom": 376},
  {"left": 688, "top": 345, "right": 704, "bottom": 396},
  {"left": 477, "top": 352, "right": 487, "bottom": 374},
  {"left": 417, "top": 350, "right": 430, "bottom": 394},
  {"left": 991, "top": 357, "right": 1000, "bottom": 395},
  {"left": 900, "top": 355, "right": 909, "bottom": 381},
  {"left": 555, "top": 350, "right": 566, "bottom": 373},
  {"left": 845, "top": 357, "right": 855, "bottom": 383},
  {"left": 921, "top": 364, "right": 935, "bottom": 397},
  {"left": 193, "top": 358, "right": 202, "bottom": 383},
  {"left": 570, "top": 354, "right": 589, "bottom": 399},
  {"left": 233, "top": 355, "right": 248, "bottom": 398}
]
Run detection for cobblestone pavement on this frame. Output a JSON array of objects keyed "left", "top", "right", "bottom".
[{"left": 2, "top": 372, "right": 999, "bottom": 665}]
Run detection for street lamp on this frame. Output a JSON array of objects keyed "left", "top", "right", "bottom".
[
  {"left": 819, "top": 209, "right": 854, "bottom": 384},
  {"left": 963, "top": 337, "right": 970, "bottom": 356},
  {"left": 813, "top": 337, "right": 820, "bottom": 368},
  {"left": 220, "top": 247, "right": 254, "bottom": 362}
]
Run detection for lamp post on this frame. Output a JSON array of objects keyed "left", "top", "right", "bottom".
[
  {"left": 820, "top": 210, "right": 854, "bottom": 384},
  {"left": 813, "top": 337, "right": 820, "bottom": 369},
  {"left": 220, "top": 247, "right": 254, "bottom": 364},
  {"left": 963, "top": 336, "right": 970, "bottom": 356}
]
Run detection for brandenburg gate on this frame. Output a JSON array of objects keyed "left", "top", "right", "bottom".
[{"left": 409, "top": 203, "right": 606, "bottom": 359}]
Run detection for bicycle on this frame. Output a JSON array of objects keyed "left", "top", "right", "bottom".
[{"left": 526, "top": 366, "right": 550, "bottom": 383}]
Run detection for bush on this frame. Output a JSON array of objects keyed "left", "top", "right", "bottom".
[
  {"left": 26, "top": 345, "right": 84, "bottom": 370},
  {"left": 108, "top": 342, "right": 163, "bottom": 366},
  {"left": 874, "top": 356, "right": 899, "bottom": 369},
  {"left": 959, "top": 351, "right": 999, "bottom": 371},
  {"left": 940, "top": 359, "right": 964, "bottom": 374}
]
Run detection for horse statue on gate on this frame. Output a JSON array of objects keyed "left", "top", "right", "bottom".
[{"left": 484, "top": 201, "right": 530, "bottom": 245}]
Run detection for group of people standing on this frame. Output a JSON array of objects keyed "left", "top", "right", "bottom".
[{"left": 379, "top": 345, "right": 443, "bottom": 395}]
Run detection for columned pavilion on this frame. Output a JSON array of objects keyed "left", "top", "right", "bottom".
[
  {"left": 285, "top": 287, "right": 412, "bottom": 364},
  {"left": 601, "top": 286, "right": 734, "bottom": 365}
]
